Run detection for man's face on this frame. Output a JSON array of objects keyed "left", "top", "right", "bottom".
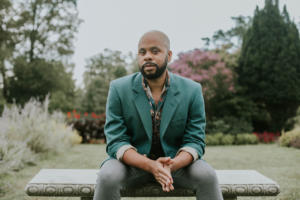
[{"left": 138, "top": 34, "right": 172, "bottom": 80}]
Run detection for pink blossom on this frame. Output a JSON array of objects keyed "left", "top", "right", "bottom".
[{"left": 169, "top": 49, "right": 235, "bottom": 100}]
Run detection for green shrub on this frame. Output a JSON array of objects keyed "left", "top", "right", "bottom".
[
  {"left": 0, "top": 138, "right": 36, "bottom": 176},
  {"left": 206, "top": 133, "right": 224, "bottom": 145},
  {"left": 67, "top": 111, "right": 106, "bottom": 143},
  {"left": 206, "top": 117, "right": 253, "bottom": 134},
  {"left": 206, "top": 133, "right": 258, "bottom": 146},
  {"left": 206, "top": 120, "right": 230, "bottom": 134},
  {"left": 0, "top": 98, "right": 81, "bottom": 154},
  {"left": 206, "top": 134, "right": 220, "bottom": 145},
  {"left": 290, "top": 137, "right": 300, "bottom": 149},
  {"left": 0, "top": 98, "right": 82, "bottom": 195},
  {"left": 221, "top": 134, "right": 235, "bottom": 145},
  {"left": 279, "top": 128, "right": 300, "bottom": 149},
  {"left": 235, "top": 133, "right": 258, "bottom": 145},
  {"left": 0, "top": 98, "right": 81, "bottom": 176}
]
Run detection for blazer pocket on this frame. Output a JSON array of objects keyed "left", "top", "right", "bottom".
[
  {"left": 170, "top": 117, "right": 186, "bottom": 124},
  {"left": 169, "top": 118, "right": 186, "bottom": 129}
]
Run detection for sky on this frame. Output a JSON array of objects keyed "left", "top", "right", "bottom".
[{"left": 73, "top": 0, "right": 300, "bottom": 86}]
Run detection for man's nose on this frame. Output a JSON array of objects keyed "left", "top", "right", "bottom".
[{"left": 144, "top": 52, "right": 152, "bottom": 61}]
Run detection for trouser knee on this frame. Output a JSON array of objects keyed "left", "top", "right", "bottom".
[
  {"left": 190, "top": 160, "right": 219, "bottom": 186},
  {"left": 96, "top": 159, "right": 127, "bottom": 189}
]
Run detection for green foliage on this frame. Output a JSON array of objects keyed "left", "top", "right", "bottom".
[
  {"left": 222, "top": 134, "right": 235, "bottom": 145},
  {"left": 0, "top": 89, "right": 5, "bottom": 114},
  {"left": 237, "top": 0, "right": 300, "bottom": 132},
  {"left": 0, "top": 98, "right": 82, "bottom": 176},
  {"left": 170, "top": 49, "right": 236, "bottom": 122},
  {"left": 206, "top": 119, "right": 230, "bottom": 134},
  {"left": 206, "top": 116, "right": 253, "bottom": 135},
  {"left": 0, "top": 0, "right": 80, "bottom": 113},
  {"left": 0, "top": 98, "right": 81, "bottom": 195},
  {"left": 206, "top": 133, "right": 223, "bottom": 145},
  {"left": 285, "top": 107, "right": 300, "bottom": 131},
  {"left": 0, "top": 0, "right": 21, "bottom": 101},
  {"left": 235, "top": 133, "right": 259, "bottom": 145},
  {"left": 82, "top": 49, "right": 128, "bottom": 113},
  {"left": 202, "top": 15, "right": 252, "bottom": 50},
  {"left": 279, "top": 128, "right": 300, "bottom": 149},
  {"left": 0, "top": 138, "right": 36, "bottom": 175},
  {"left": 212, "top": 44, "right": 240, "bottom": 69},
  {"left": 206, "top": 133, "right": 257, "bottom": 146},
  {"left": 0, "top": 98, "right": 81, "bottom": 154},
  {"left": 6, "top": 57, "right": 76, "bottom": 111},
  {"left": 68, "top": 112, "right": 106, "bottom": 143},
  {"left": 127, "top": 52, "right": 139, "bottom": 73},
  {"left": 14, "top": 0, "right": 80, "bottom": 61}
]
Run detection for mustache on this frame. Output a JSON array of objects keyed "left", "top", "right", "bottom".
[{"left": 142, "top": 62, "right": 159, "bottom": 69}]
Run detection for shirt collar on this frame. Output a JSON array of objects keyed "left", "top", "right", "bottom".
[{"left": 142, "top": 71, "right": 170, "bottom": 91}]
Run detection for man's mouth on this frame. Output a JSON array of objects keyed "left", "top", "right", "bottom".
[
  {"left": 144, "top": 63, "right": 155, "bottom": 67},
  {"left": 143, "top": 63, "right": 157, "bottom": 69}
]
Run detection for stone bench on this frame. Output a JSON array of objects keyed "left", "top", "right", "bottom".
[{"left": 25, "top": 169, "right": 280, "bottom": 200}]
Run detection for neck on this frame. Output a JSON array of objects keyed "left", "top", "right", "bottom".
[{"left": 145, "top": 71, "right": 167, "bottom": 93}]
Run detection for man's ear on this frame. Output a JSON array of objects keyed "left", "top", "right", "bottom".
[{"left": 167, "top": 50, "right": 173, "bottom": 62}]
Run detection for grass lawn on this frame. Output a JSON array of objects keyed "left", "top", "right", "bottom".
[{"left": 1, "top": 144, "right": 299, "bottom": 200}]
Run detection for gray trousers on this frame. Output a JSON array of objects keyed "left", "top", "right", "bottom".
[{"left": 93, "top": 159, "right": 223, "bottom": 200}]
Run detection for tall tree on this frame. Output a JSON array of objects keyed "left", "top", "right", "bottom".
[
  {"left": 0, "top": 0, "right": 22, "bottom": 100},
  {"left": 2, "top": 0, "right": 80, "bottom": 110},
  {"left": 237, "top": 0, "right": 300, "bottom": 132},
  {"left": 82, "top": 49, "right": 128, "bottom": 113},
  {"left": 202, "top": 15, "right": 252, "bottom": 50},
  {"left": 7, "top": 57, "right": 76, "bottom": 111},
  {"left": 14, "top": 0, "right": 80, "bottom": 61}
]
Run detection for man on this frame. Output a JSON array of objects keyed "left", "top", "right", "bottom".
[{"left": 93, "top": 30, "right": 223, "bottom": 200}]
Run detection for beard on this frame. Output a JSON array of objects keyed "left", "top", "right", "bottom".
[{"left": 139, "top": 57, "right": 168, "bottom": 80}]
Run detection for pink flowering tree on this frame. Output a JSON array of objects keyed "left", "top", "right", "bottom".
[{"left": 169, "top": 49, "right": 235, "bottom": 120}]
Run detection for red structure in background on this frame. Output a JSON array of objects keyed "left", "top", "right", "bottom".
[
  {"left": 67, "top": 110, "right": 106, "bottom": 143},
  {"left": 253, "top": 132, "right": 280, "bottom": 143}
]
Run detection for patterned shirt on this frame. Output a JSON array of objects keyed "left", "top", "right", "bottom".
[{"left": 142, "top": 72, "right": 170, "bottom": 160}]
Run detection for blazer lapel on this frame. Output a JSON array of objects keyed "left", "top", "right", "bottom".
[
  {"left": 132, "top": 73, "right": 152, "bottom": 140},
  {"left": 160, "top": 73, "right": 180, "bottom": 137}
]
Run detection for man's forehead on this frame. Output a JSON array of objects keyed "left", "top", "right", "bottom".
[
  {"left": 138, "top": 31, "right": 170, "bottom": 50},
  {"left": 138, "top": 35, "right": 165, "bottom": 48}
]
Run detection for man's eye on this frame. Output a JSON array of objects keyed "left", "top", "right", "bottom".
[
  {"left": 139, "top": 50, "right": 145, "bottom": 55},
  {"left": 152, "top": 49, "right": 159, "bottom": 54}
]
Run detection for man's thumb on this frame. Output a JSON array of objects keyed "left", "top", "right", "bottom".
[{"left": 158, "top": 157, "right": 171, "bottom": 162}]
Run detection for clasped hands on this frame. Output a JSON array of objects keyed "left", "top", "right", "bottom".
[{"left": 149, "top": 157, "right": 175, "bottom": 192}]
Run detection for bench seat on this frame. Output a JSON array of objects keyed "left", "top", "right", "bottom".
[{"left": 25, "top": 169, "right": 280, "bottom": 200}]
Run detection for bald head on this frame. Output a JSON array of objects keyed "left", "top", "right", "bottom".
[{"left": 138, "top": 30, "right": 170, "bottom": 51}]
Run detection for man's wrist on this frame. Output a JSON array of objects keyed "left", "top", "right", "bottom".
[
  {"left": 144, "top": 158, "right": 155, "bottom": 173},
  {"left": 116, "top": 144, "right": 137, "bottom": 161},
  {"left": 169, "top": 159, "right": 179, "bottom": 172},
  {"left": 170, "top": 151, "right": 193, "bottom": 172},
  {"left": 176, "top": 147, "right": 198, "bottom": 161}
]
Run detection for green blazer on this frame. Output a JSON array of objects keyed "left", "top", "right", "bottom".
[{"left": 104, "top": 71, "right": 206, "bottom": 161}]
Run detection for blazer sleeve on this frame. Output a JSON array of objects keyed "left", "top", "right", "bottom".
[
  {"left": 181, "top": 84, "right": 206, "bottom": 159},
  {"left": 104, "top": 82, "right": 131, "bottom": 158}
]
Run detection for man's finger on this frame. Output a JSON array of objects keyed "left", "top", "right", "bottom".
[
  {"left": 156, "top": 177, "right": 173, "bottom": 192},
  {"left": 157, "top": 157, "right": 171, "bottom": 163},
  {"left": 156, "top": 171, "right": 173, "bottom": 187},
  {"left": 169, "top": 184, "right": 174, "bottom": 191},
  {"left": 165, "top": 159, "right": 174, "bottom": 165},
  {"left": 158, "top": 167, "right": 173, "bottom": 181},
  {"left": 156, "top": 177, "right": 170, "bottom": 192},
  {"left": 156, "top": 172, "right": 171, "bottom": 184}
]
